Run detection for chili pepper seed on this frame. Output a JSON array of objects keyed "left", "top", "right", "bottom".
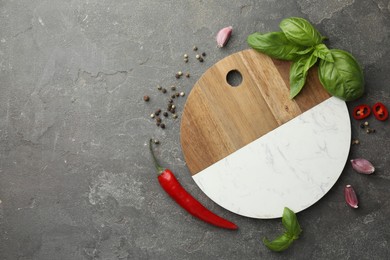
[
  {"left": 196, "top": 54, "right": 200, "bottom": 60},
  {"left": 143, "top": 95, "right": 150, "bottom": 102},
  {"left": 150, "top": 113, "right": 155, "bottom": 118}
]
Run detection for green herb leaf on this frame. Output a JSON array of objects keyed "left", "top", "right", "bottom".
[
  {"left": 247, "top": 32, "right": 309, "bottom": 61},
  {"left": 289, "top": 54, "right": 318, "bottom": 99},
  {"left": 313, "top": 44, "right": 334, "bottom": 62},
  {"left": 279, "top": 17, "right": 323, "bottom": 47},
  {"left": 263, "top": 233, "right": 294, "bottom": 252},
  {"left": 282, "top": 207, "right": 302, "bottom": 238},
  {"left": 318, "top": 49, "right": 364, "bottom": 101}
]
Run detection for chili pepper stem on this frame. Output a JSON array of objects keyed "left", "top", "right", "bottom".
[{"left": 149, "top": 139, "right": 165, "bottom": 174}]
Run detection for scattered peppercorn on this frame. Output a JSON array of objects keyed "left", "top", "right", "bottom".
[
  {"left": 143, "top": 95, "right": 150, "bottom": 102},
  {"left": 175, "top": 73, "right": 180, "bottom": 79},
  {"left": 193, "top": 46, "right": 198, "bottom": 51},
  {"left": 157, "top": 85, "right": 162, "bottom": 90},
  {"left": 160, "top": 123, "right": 166, "bottom": 129},
  {"left": 173, "top": 114, "right": 178, "bottom": 119},
  {"left": 156, "top": 122, "right": 161, "bottom": 127},
  {"left": 171, "top": 94, "right": 176, "bottom": 99},
  {"left": 199, "top": 57, "right": 204, "bottom": 62},
  {"left": 168, "top": 99, "right": 173, "bottom": 103},
  {"left": 155, "top": 109, "right": 161, "bottom": 116},
  {"left": 163, "top": 112, "right": 168, "bottom": 117},
  {"left": 185, "top": 73, "right": 190, "bottom": 78},
  {"left": 171, "top": 86, "right": 176, "bottom": 91},
  {"left": 156, "top": 117, "right": 162, "bottom": 123},
  {"left": 202, "top": 52, "right": 206, "bottom": 57},
  {"left": 351, "top": 139, "right": 360, "bottom": 145},
  {"left": 162, "top": 88, "right": 167, "bottom": 93},
  {"left": 175, "top": 92, "right": 180, "bottom": 97}
]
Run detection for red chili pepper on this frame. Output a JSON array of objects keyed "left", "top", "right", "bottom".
[
  {"left": 149, "top": 139, "right": 238, "bottom": 230},
  {"left": 372, "top": 102, "right": 388, "bottom": 121},
  {"left": 352, "top": 104, "right": 371, "bottom": 120}
]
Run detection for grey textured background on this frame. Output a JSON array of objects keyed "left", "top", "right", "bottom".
[{"left": 0, "top": 0, "right": 389, "bottom": 259}]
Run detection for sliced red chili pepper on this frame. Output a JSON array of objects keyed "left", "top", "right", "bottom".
[
  {"left": 149, "top": 139, "right": 238, "bottom": 230},
  {"left": 372, "top": 102, "right": 388, "bottom": 121},
  {"left": 352, "top": 104, "right": 371, "bottom": 120}
]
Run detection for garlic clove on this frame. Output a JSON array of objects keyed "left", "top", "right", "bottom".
[
  {"left": 350, "top": 158, "right": 375, "bottom": 174},
  {"left": 344, "top": 185, "right": 358, "bottom": 209},
  {"left": 216, "top": 26, "right": 233, "bottom": 48}
]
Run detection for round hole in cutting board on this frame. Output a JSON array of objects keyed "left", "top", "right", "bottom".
[{"left": 226, "top": 69, "right": 242, "bottom": 87}]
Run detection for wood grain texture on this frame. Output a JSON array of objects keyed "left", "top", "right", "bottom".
[{"left": 180, "top": 49, "right": 331, "bottom": 175}]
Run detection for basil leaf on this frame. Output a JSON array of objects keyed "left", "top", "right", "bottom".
[
  {"left": 289, "top": 54, "right": 318, "bottom": 99},
  {"left": 318, "top": 49, "right": 364, "bottom": 101},
  {"left": 282, "top": 207, "right": 302, "bottom": 238},
  {"left": 247, "top": 32, "right": 309, "bottom": 61},
  {"left": 263, "top": 233, "right": 294, "bottom": 252},
  {"left": 313, "top": 44, "right": 334, "bottom": 62},
  {"left": 279, "top": 17, "right": 323, "bottom": 47}
]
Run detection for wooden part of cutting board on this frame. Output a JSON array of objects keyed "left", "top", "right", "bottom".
[{"left": 180, "top": 49, "right": 331, "bottom": 175}]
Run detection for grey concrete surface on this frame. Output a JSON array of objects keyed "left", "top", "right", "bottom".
[{"left": 0, "top": 1, "right": 389, "bottom": 259}]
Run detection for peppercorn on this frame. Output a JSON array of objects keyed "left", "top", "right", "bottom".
[
  {"left": 193, "top": 46, "right": 198, "bottom": 51},
  {"left": 155, "top": 109, "right": 161, "bottom": 116},
  {"left": 143, "top": 95, "right": 150, "bottom": 102},
  {"left": 157, "top": 85, "right": 162, "bottom": 90},
  {"left": 171, "top": 94, "right": 176, "bottom": 99},
  {"left": 163, "top": 112, "right": 168, "bottom": 117},
  {"left": 202, "top": 52, "right": 206, "bottom": 57},
  {"left": 168, "top": 99, "right": 173, "bottom": 103},
  {"left": 173, "top": 114, "right": 178, "bottom": 119},
  {"left": 156, "top": 117, "right": 162, "bottom": 123},
  {"left": 167, "top": 104, "right": 173, "bottom": 110},
  {"left": 150, "top": 113, "right": 155, "bottom": 118},
  {"left": 171, "top": 86, "right": 176, "bottom": 91},
  {"left": 199, "top": 57, "right": 204, "bottom": 62},
  {"left": 185, "top": 73, "right": 190, "bottom": 78},
  {"left": 160, "top": 123, "right": 165, "bottom": 129},
  {"left": 156, "top": 122, "right": 161, "bottom": 127},
  {"left": 175, "top": 73, "right": 180, "bottom": 79},
  {"left": 162, "top": 88, "right": 167, "bottom": 93}
]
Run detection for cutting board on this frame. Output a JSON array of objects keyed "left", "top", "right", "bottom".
[{"left": 180, "top": 49, "right": 351, "bottom": 218}]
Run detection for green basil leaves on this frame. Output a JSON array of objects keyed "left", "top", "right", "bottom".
[
  {"left": 247, "top": 32, "right": 307, "bottom": 61},
  {"left": 280, "top": 17, "right": 323, "bottom": 47},
  {"left": 263, "top": 207, "right": 302, "bottom": 252},
  {"left": 319, "top": 49, "right": 365, "bottom": 101},
  {"left": 247, "top": 17, "right": 364, "bottom": 101}
]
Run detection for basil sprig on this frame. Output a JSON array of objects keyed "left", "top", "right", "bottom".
[
  {"left": 263, "top": 207, "right": 302, "bottom": 252},
  {"left": 247, "top": 17, "right": 364, "bottom": 101}
]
